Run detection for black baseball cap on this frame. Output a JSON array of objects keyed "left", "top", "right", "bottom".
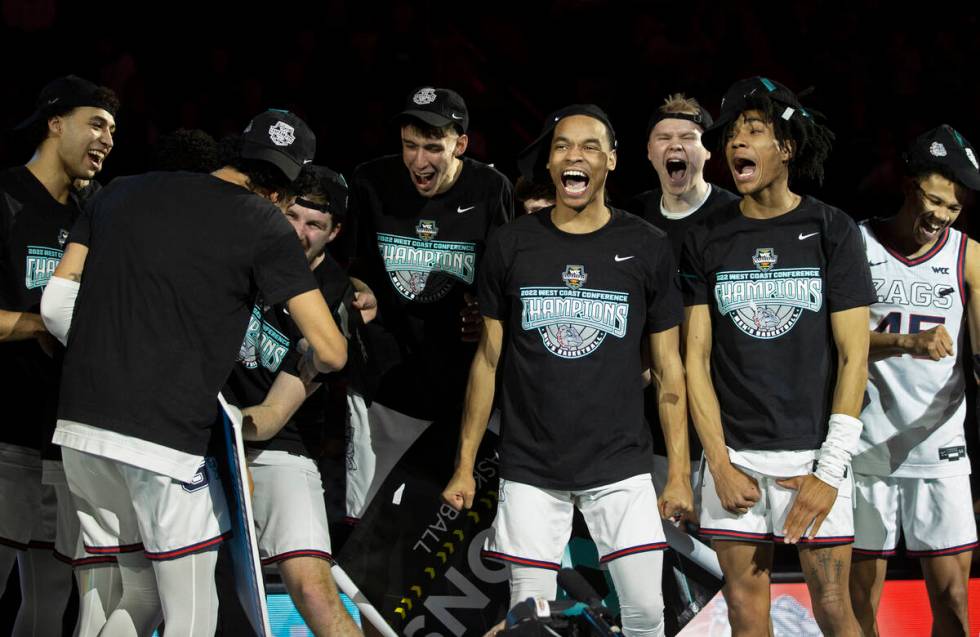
[
  {"left": 517, "top": 104, "right": 617, "bottom": 182},
  {"left": 646, "top": 104, "right": 714, "bottom": 140},
  {"left": 397, "top": 87, "right": 469, "bottom": 133},
  {"left": 702, "top": 76, "right": 809, "bottom": 148},
  {"left": 297, "top": 165, "right": 349, "bottom": 219},
  {"left": 904, "top": 125, "right": 980, "bottom": 191},
  {"left": 14, "top": 74, "right": 118, "bottom": 131},
  {"left": 240, "top": 109, "right": 316, "bottom": 181}
]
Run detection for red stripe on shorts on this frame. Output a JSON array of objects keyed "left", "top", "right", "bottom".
[
  {"left": 481, "top": 550, "right": 560, "bottom": 571},
  {"left": 599, "top": 542, "right": 669, "bottom": 563},
  {"left": 906, "top": 542, "right": 978, "bottom": 558},
  {"left": 143, "top": 531, "right": 231, "bottom": 561},
  {"left": 261, "top": 549, "right": 334, "bottom": 565}
]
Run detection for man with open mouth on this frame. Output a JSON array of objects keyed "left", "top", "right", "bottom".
[
  {"left": 849, "top": 125, "right": 980, "bottom": 637},
  {"left": 443, "top": 104, "right": 692, "bottom": 637},
  {"left": 342, "top": 86, "right": 513, "bottom": 528},
  {"left": 681, "top": 77, "right": 875, "bottom": 637},
  {"left": 628, "top": 91, "right": 739, "bottom": 509},
  {"left": 0, "top": 74, "right": 118, "bottom": 636}
]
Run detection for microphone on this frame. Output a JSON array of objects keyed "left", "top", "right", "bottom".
[{"left": 557, "top": 568, "right": 618, "bottom": 636}]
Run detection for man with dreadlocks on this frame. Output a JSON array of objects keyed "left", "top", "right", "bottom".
[{"left": 680, "top": 77, "right": 875, "bottom": 636}]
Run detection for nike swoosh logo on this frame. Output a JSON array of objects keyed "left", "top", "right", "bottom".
[
  {"left": 614, "top": 255, "right": 634, "bottom": 262},
  {"left": 938, "top": 287, "right": 955, "bottom": 297},
  {"left": 457, "top": 205, "right": 475, "bottom": 213},
  {"left": 798, "top": 232, "right": 819, "bottom": 240},
  {"left": 451, "top": 113, "right": 464, "bottom": 120},
  {"left": 868, "top": 260, "right": 886, "bottom": 267}
]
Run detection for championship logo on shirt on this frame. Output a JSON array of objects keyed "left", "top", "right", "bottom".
[
  {"left": 237, "top": 305, "right": 291, "bottom": 372},
  {"left": 24, "top": 245, "right": 63, "bottom": 290},
  {"left": 714, "top": 248, "right": 823, "bottom": 339},
  {"left": 415, "top": 219, "right": 438, "bottom": 241},
  {"left": 520, "top": 265, "right": 630, "bottom": 359},
  {"left": 377, "top": 228, "right": 477, "bottom": 303}
]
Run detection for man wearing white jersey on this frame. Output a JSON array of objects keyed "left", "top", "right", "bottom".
[{"left": 850, "top": 125, "right": 980, "bottom": 637}]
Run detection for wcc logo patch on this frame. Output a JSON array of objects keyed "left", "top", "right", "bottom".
[
  {"left": 415, "top": 219, "right": 438, "bottom": 241},
  {"left": 413, "top": 88, "right": 438, "bottom": 105},
  {"left": 268, "top": 121, "right": 296, "bottom": 147},
  {"left": 714, "top": 248, "right": 823, "bottom": 340},
  {"left": 520, "top": 265, "right": 630, "bottom": 359}
]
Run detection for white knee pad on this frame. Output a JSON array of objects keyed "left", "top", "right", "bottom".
[
  {"left": 607, "top": 551, "right": 665, "bottom": 637},
  {"left": 509, "top": 564, "right": 558, "bottom": 609}
]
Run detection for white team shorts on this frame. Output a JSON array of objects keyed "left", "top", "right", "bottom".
[
  {"left": 484, "top": 474, "right": 668, "bottom": 570},
  {"left": 345, "top": 392, "right": 432, "bottom": 520},
  {"left": 853, "top": 473, "right": 977, "bottom": 557},
  {"left": 248, "top": 449, "right": 332, "bottom": 565},
  {"left": 0, "top": 442, "right": 44, "bottom": 551},
  {"left": 42, "top": 460, "right": 117, "bottom": 566},
  {"left": 62, "top": 448, "right": 231, "bottom": 560},
  {"left": 699, "top": 460, "right": 854, "bottom": 546}
]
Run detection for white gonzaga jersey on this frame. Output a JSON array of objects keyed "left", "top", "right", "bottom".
[{"left": 853, "top": 222, "right": 969, "bottom": 478}]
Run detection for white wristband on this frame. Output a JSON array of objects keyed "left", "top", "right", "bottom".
[
  {"left": 40, "top": 276, "right": 80, "bottom": 346},
  {"left": 813, "top": 413, "right": 863, "bottom": 488}
]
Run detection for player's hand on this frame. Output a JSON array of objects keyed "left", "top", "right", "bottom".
[
  {"left": 441, "top": 468, "right": 476, "bottom": 511},
  {"left": 352, "top": 290, "right": 377, "bottom": 324},
  {"left": 460, "top": 292, "right": 482, "bottom": 342},
  {"left": 712, "top": 462, "right": 761, "bottom": 515},
  {"left": 658, "top": 475, "right": 695, "bottom": 523},
  {"left": 777, "top": 474, "right": 838, "bottom": 543},
  {"left": 906, "top": 325, "right": 954, "bottom": 360},
  {"left": 482, "top": 619, "right": 506, "bottom": 637}
]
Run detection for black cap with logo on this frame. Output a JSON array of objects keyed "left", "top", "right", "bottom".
[
  {"left": 517, "top": 103, "right": 617, "bottom": 182},
  {"left": 240, "top": 110, "right": 316, "bottom": 181},
  {"left": 702, "top": 76, "right": 809, "bottom": 148},
  {"left": 14, "top": 75, "right": 118, "bottom": 131},
  {"left": 297, "top": 166, "right": 349, "bottom": 219},
  {"left": 397, "top": 87, "right": 469, "bottom": 133},
  {"left": 905, "top": 125, "right": 980, "bottom": 191}
]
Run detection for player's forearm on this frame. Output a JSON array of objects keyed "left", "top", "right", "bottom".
[
  {"left": 241, "top": 404, "right": 287, "bottom": 441},
  {"left": 0, "top": 310, "right": 47, "bottom": 342},
  {"left": 868, "top": 330, "right": 913, "bottom": 361},
  {"left": 456, "top": 346, "right": 499, "bottom": 473},
  {"left": 686, "top": 357, "right": 730, "bottom": 470},
  {"left": 656, "top": 361, "right": 690, "bottom": 478}
]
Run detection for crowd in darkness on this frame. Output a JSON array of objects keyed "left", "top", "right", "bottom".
[
  {"left": 0, "top": 0, "right": 978, "bottom": 596},
  {"left": 1, "top": 0, "right": 978, "bottom": 242}
]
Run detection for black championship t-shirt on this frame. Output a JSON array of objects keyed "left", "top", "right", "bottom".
[
  {"left": 224, "top": 252, "right": 353, "bottom": 458},
  {"left": 347, "top": 155, "right": 514, "bottom": 420},
  {"left": 0, "top": 166, "right": 79, "bottom": 450},
  {"left": 59, "top": 171, "right": 317, "bottom": 457},
  {"left": 680, "top": 196, "right": 876, "bottom": 451},
  {"left": 480, "top": 208, "right": 683, "bottom": 490},
  {"left": 627, "top": 183, "right": 738, "bottom": 459}
]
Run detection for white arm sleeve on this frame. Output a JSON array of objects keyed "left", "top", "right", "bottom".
[{"left": 40, "top": 276, "right": 80, "bottom": 345}]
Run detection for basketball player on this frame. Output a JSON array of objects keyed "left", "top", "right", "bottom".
[
  {"left": 344, "top": 86, "right": 513, "bottom": 524},
  {"left": 41, "top": 109, "right": 346, "bottom": 635},
  {"left": 224, "top": 165, "right": 362, "bottom": 637},
  {"left": 443, "top": 104, "right": 692, "bottom": 637},
  {"left": 0, "top": 74, "right": 118, "bottom": 636},
  {"left": 682, "top": 77, "right": 875, "bottom": 637},
  {"left": 849, "top": 125, "right": 980, "bottom": 637},
  {"left": 629, "top": 92, "right": 738, "bottom": 493}
]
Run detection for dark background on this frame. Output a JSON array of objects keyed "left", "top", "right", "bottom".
[
  {"left": 1, "top": 0, "right": 979, "bottom": 237},
  {"left": 1, "top": 0, "right": 979, "bottom": 631}
]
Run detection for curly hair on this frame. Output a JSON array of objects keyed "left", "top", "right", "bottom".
[{"left": 721, "top": 95, "right": 835, "bottom": 186}]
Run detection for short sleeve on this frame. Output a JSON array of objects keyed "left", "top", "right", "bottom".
[
  {"left": 477, "top": 227, "right": 509, "bottom": 320},
  {"left": 494, "top": 177, "right": 516, "bottom": 227},
  {"left": 679, "top": 224, "right": 709, "bottom": 306},
  {"left": 825, "top": 213, "right": 876, "bottom": 312},
  {"left": 68, "top": 199, "right": 96, "bottom": 247},
  {"left": 252, "top": 212, "right": 317, "bottom": 307},
  {"left": 644, "top": 234, "right": 683, "bottom": 333}
]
